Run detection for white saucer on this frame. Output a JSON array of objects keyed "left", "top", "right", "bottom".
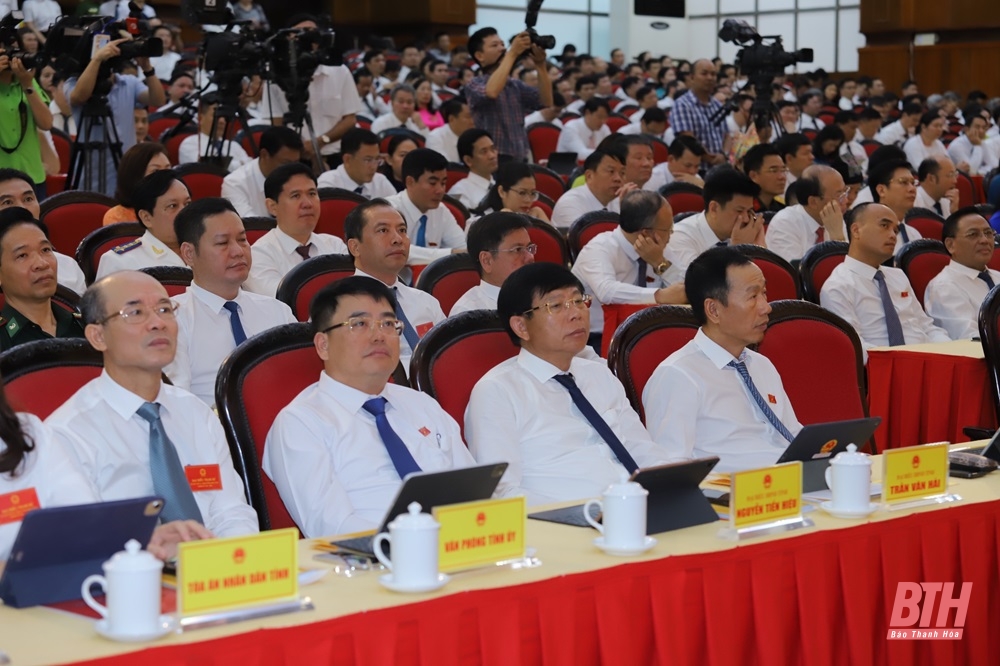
[
  {"left": 95, "top": 614, "right": 177, "bottom": 643},
  {"left": 379, "top": 572, "right": 450, "bottom": 593},
  {"left": 819, "top": 501, "right": 879, "bottom": 519},
  {"left": 593, "top": 535, "right": 657, "bottom": 556}
]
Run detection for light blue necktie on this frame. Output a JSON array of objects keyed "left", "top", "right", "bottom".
[
  {"left": 727, "top": 359, "right": 795, "bottom": 443},
  {"left": 362, "top": 397, "right": 422, "bottom": 479},
  {"left": 136, "top": 402, "right": 204, "bottom": 523},
  {"left": 415, "top": 214, "right": 427, "bottom": 247},
  {"left": 393, "top": 286, "right": 421, "bottom": 352},
  {"left": 222, "top": 301, "right": 247, "bottom": 345},
  {"left": 873, "top": 270, "right": 906, "bottom": 346}
]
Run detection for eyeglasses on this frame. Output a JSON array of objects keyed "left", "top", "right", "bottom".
[
  {"left": 522, "top": 294, "right": 592, "bottom": 316},
  {"left": 321, "top": 316, "right": 404, "bottom": 336},
  {"left": 509, "top": 188, "right": 540, "bottom": 201},
  {"left": 763, "top": 167, "right": 790, "bottom": 174},
  {"left": 893, "top": 177, "right": 919, "bottom": 187},
  {"left": 834, "top": 188, "right": 851, "bottom": 202},
  {"left": 358, "top": 156, "right": 384, "bottom": 166},
  {"left": 494, "top": 243, "right": 538, "bottom": 257},
  {"left": 100, "top": 301, "right": 178, "bottom": 326},
  {"left": 960, "top": 229, "right": 997, "bottom": 241}
]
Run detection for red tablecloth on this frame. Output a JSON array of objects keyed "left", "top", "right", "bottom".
[
  {"left": 867, "top": 348, "right": 996, "bottom": 451},
  {"left": 70, "top": 500, "right": 1000, "bottom": 666}
]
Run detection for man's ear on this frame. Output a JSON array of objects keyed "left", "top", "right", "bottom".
[
  {"left": 179, "top": 242, "right": 196, "bottom": 267},
  {"left": 85, "top": 323, "right": 108, "bottom": 352},
  {"left": 509, "top": 315, "right": 530, "bottom": 342},
  {"left": 703, "top": 298, "right": 723, "bottom": 325},
  {"left": 314, "top": 330, "right": 330, "bottom": 361}
]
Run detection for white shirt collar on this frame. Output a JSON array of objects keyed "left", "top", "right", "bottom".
[
  {"left": 516, "top": 347, "right": 570, "bottom": 384},
  {"left": 354, "top": 267, "right": 402, "bottom": 289},
  {"left": 274, "top": 227, "right": 318, "bottom": 255},
  {"left": 692, "top": 328, "right": 743, "bottom": 370},
  {"left": 613, "top": 227, "right": 640, "bottom": 260},
  {"left": 842, "top": 254, "right": 880, "bottom": 280},
  {"left": 141, "top": 229, "right": 172, "bottom": 256},
  {"left": 190, "top": 281, "right": 244, "bottom": 314},
  {"left": 96, "top": 370, "right": 169, "bottom": 422},
  {"left": 948, "top": 259, "right": 989, "bottom": 280},
  {"left": 398, "top": 190, "right": 427, "bottom": 219},
  {"left": 317, "top": 371, "right": 388, "bottom": 416},
  {"left": 336, "top": 164, "right": 365, "bottom": 190},
  {"left": 465, "top": 172, "right": 492, "bottom": 189},
  {"left": 581, "top": 183, "right": 609, "bottom": 210}
]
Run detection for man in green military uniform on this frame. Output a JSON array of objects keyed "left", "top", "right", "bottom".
[{"left": 0, "top": 207, "right": 84, "bottom": 351}]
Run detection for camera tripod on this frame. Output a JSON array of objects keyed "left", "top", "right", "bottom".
[{"left": 67, "top": 98, "right": 123, "bottom": 195}]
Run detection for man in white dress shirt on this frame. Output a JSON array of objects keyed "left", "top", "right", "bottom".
[
  {"left": 550, "top": 149, "right": 626, "bottom": 230},
  {"left": 573, "top": 189, "right": 687, "bottom": 342},
  {"left": 448, "top": 129, "right": 498, "bottom": 209},
  {"left": 915, "top": 156, "right": 959, "bottom": 218},
  {"left": 643, "top": 246, "right": 803, "bottom": 473},
  {"left": 563, "top": 75, "right": 598, "bottom": 115},
  {"left": 555, "top": 98, "right": 612, "bottom": 161},
  {"left": 765, "top": 165, "right": 848, "bottom": 263},
  {"left": 370, "top": 85, "right": 429, "bottom": 137},
  {"left": 948, "top": 109, "right": 995, "bottom": 176},
  {"left": 465, "top": 263, "right": 670, "bottom": 505},
  {"left": 451, "top": 212, "right": 535, "bottom": 315},
  {"left": 797, "top": 91, "right": 826, "bottom": 131},
  {"left": 165, "top": 199, "right": 297, "bottom": 405},
  {"left": 177, "top": 96, "right": 252, "bottom": 173},
  {"left": 316, "top": 128, "right": 396, "bottom": 199},
  {"left": 875, "top": 102, "right": 922, "bottom": 147},
  {"left": 262, "top": 276, "right": 475, "bottom": 537},
  {"left": 221, "top": 126, "right": 303, "bottom": 218},
  {"left": 345, "top": 199, "right": 446, "bottom": 373},
  {"left": 868, "top": 159, "right": 923, "bottom": 251},
  {"left": 742, "top": 144, "right": 787, "bottom": 214},
  {"left": 645, "top": 135, "right": 706, "bottom": 193},
  {"left": 774, "top": 133, "right": 814, "bottom": 189},
  {"left": 96, "top": 171, "right": 191, "bottom": 280},
  {"left": 47, "top": 271, "right": 260, "bottom": 552},
  {"left": 385, "top": 148, "right": 466, "bottom": 267},
  {"left": 820, "top": 203, "right": 949, "bottom": 354},
  {"left": 924, "top": 208, "right": 1000, "bottom": 340},
  {"left": 243, "top": 163, "right": 348, "bottom": 297},
  {"left": 616, "top": 107, "right": 675, "bottom": 154},
  {"left": 425, "top": 98, "right": 475, "bottom": 164},
  {"left": 669, "top": 168, "right": 764, "bottom": 275}
]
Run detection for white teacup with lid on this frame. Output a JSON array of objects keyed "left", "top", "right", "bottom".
[
  {"left": 824, "top": 443, "right": 872, "bottom": 513},
  {"left": 81, "top": 539, "right": 164, "bottom": 639},
  {"left": 373, "top": 502, "right": 440, "bottom": 588},
  {"left": 584, "top": 475, "right": 648, "bottom": 550}
]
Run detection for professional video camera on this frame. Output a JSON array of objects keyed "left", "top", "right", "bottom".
[
  {"left": 0, "top": 11, "right": 44, "bottom": 70},
  {"left": 44, "top": 6, "right": 162, "bottom": 83},
  {"left": 525, "top": 0, "right": 556, "bottom": 51}
]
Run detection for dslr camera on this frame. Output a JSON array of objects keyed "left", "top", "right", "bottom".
[
  {"left": 525, "top": 0, "right": 556, "bottom": 51},
  {"left": 0, "top": 11, "right": 44, "bottom": 71}
]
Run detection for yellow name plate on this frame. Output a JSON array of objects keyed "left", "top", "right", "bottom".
[
  {"left": 433, "top": 496, "right": 525, "bottom": 572},
  {"left": 730, "top": 461, "right": 803, "bottom": 529},
  {"left": 177, "top": 528, "right": 299, "bottom": 616},
  {"left": 882, "top": 443, "right": 949, "bottom": 504}
]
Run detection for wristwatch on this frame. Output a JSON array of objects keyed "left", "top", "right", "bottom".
[
  {"left": 319, "top": 135, "right": 331, "bottom": 145},
  {"left": 653, "top": 261, "right": 670, "bottom": 276},
  {"left": 142, "top": 69, "right": 155, "bottom": 78}
]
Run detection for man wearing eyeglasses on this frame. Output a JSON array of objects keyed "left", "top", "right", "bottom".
[
  {"left": 450, "top": 211, "right": 535, "bottom": 315},
  {"left": 764, "top": 165, "right": 848, "bottom": 263},
  {"left": 263, "top": 276, "right": 477, "bottom": 537},
  {"left": 924, "top": 209, "right": 1000, "bottom": 340},
  {"left": 47, "top": 270, "right": 260, "bottom": 557},
  {"left": 464, "top": 263, "right": 669, "bottom": 505},
  {"left": 316, "top": 128, "right": 397, "bottom": 199}
]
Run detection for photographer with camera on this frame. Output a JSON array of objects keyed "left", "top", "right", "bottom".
[
  {"left": 0, "top": 36, "right": 53, "bottom": 197},
  {"left": 465, "top": 26, "right": 552, "bottom": 162}
]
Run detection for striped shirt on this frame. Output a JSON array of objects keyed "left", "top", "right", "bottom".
[
  {"left": 465, "top": 75, "right": 542, "bottom": 160},
  {"left": 670, "top": 91, "right": 726, "bottom": 155}
]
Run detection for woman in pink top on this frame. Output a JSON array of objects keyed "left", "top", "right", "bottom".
[{"left": 413, "top": 78, "right": 444, "bottom": 131}]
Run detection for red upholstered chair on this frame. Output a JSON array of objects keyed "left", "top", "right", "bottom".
[
  {"left": 377, "top": 128, "right": 425, "bottom": 152},
  {"left": 528, "top": 217, "right": 570, "bottom": 266},
  {"left": 567, "top": 210, "right": 620, "bottom": 262},
  {"left": 234, "top": 125, "right": 270, "bottom": 157},
  {"left": 241, "top": 216, "right": 276, "bottom": 244},
  {"left": 160, "top": 126, "right": 197, "bottom": 165},
  {"left": 956, "top": 171, "right": 977, "bottom": 207},
  {"left": 50, "top": 128, "right": 72, "bottom": 173},
  {"left": 756, "top": 300, "right": 870, "bottom": 447},
  {"left": 442, "top": 194, "right": 470, "bottom": 229},
  {"left": 660, "top": 181, "right": 705, "bottom": 215},
  {"left": 602, "top": 304, "right": 653, "bottom": 357},
  {"left": 0, "top": 338, "right": 103, "bottom": 419},
  {"left": 606, "top": 115, "right": 631, "bottom": 133},
  {"left": 904, "top": 207, "right": 945, "bottom": 241},
  {"left": 409, "top": 310, "right": 520, "bottom": 435},
  {"left": 617, "top": 104, "right": 639, "bottom": 117},
  {"left": 39, "top": 191, "right": 116, "bottom": 257},
  {"left": 75, "top": 222, "right": 145, "bottom": 285},
  {"left": 607, "top": 305, "right": 700, "bottom": 420},
  {"left": 526, "top": 122, "right": 562, "bottom": 163},
  {"left": 533, "top": 192, "right": 555, "bottom": 219},
  {"left": 971, "top": 174, "right": 986, "bottom": 205},
  {"left": 799, "top": 240, "right": 848, "bottom": 303},
  {"left": 529, "top": 164, "right": 568, "bottom": 203},
  {"left": 147, "top": 113, "right": 183, "bottom": 146},
  {"left": 446, "top": 162, "right": 469, "bottom": 188},
  {"left": 801, "top": 128, "right": 818, "bottom": 142},
  {"left": 861, "top": 140, "right": 882, "bottom": 158},
  {"left": 732, "top": 244, "right": 804, "bottom": 300},
  {"left": 650, "top": 137, "right": 668, "bottom": 164},
  {"left": 317, "top": 187, "right": 366, "bottom": 240},
  {"left": 414, "top": 253, "right": 480, "bottom": 315},
  {"left": 174, "top": 162, "right": 228, "bottom": 200},
  {"left": 896, "top": 239, "right": 950, "bottom": 306},
  {"left": 215, "top": 322, "right": 321, "bottom": 531},
  {"left": 139, "top": 266, "right": 193, "bottom": 296},
  {"left": 275, "top": 254, "right": 357, "bottom": 321}
]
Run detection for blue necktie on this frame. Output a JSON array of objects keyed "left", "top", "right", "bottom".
[
  {"left": 222, "top": 301, "right": 247, "bottom": 345},
  {"left": 873, "top": 270, "right": 906, "bottom": 346},
  {"left": 354, "top": 186, "right": 364, "bottom": 195},
  {"left": 552, "top": 374, "right": 639, "bottom": 474},
  {"left": 415, "top": 214, "right": 427, "bottom": 247},
  {"left": 978, "top": 271, "right": 996, "bottom": 290},
  {"left": 635, "top": 258, "right": 647, "bottom": 287},
  {"left": 135, "top": 402, "right": 205, "bottom": 523},
  {"left": 727, "top": 360, "right": 795, "bottom": 443},
  {"left": 898, "top": 224, "right": 910, "bottom": 243},
  {"left": 933, "top": 201, "right": 943, "bottom": 216},
  {"left": 393, "top": 286, "right": 421, "bottom": 352},
  {"left": 362, "top": 397, "right": 422, "bottom": 479}
]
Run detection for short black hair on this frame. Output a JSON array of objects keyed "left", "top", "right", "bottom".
[
  {"left": 668, "top": 135, "right": 706, "bottom": 159},
  {"left": 619, "top": 190, "right": 665, "bottom": 233},
  {"left": 258, "top": 126, "right": 303, "bottom": 156},
  {"left": 174, "top": 197, "right": 239, "bottom": 248},
  {"left": 497, "top": 263, "right": 585, "bottom": 345},
  {"left": 741, "top": 143, "right": 780, "bottom": 175},
  {"left": 918, "top": 110, "right": 941, "bottom": 131},
  {"left": 0, "top": 207, "right": 48, "bottom": 265},
  {"left": 845, "top": 201, "right": 878, "bottom": 238},
  {"left": 685, "top": 246, "right": 752, "bottom": 326},
  {"left": 457, "top": 129, "right": 492, "bottom": 163},
  {"left": 386, "top": 133, "right": 418, "bottom": 157},
  {"left": 834, "top": 110, "right": 858, "bottom": 125},
  {"left": 285, "top": 12, "right": 318, "bottom": 27},
  {"left": 774, "top": 133, "right": 812, "bottom": 161},
  {"left": 309, "top": 275, "right": 398, "bottom": 335},
  {"left": 340, "top": 127, "right": 380, "bottom": 156},
  {"left": 858, "top": 107, "right": 882, "bottom": 122},
  {"left": 574, "top": 75, "right": 598, "bottom": 92},
  {"left": 703, "top": 168, "right": 759, "bottom": 209},
  {"left": 131, "top": 170, "right": 189, "bottom": 218},
  {"left": 641, "top": 106, "right": 666, "bottom": 124},
  {"left": 0, "top": 168, "right": 33, "bottom": 190},
  {"left": 468, "top": 27, "right": 498, "bottom": 65},
  {"left": 582, "top": 97, "right": 611, "bottom": 115},
  {"left": 401, "top": 147, "right": 448, "bottom": 183},
  {"left": 583, "top": 149, "right": 622, "bottom": 173},
  {"left": 901, "top": 102, "right": 924, "bottom": 117},
  {"left": 264, "top": 162, "right": 315, "bottom": 201},
  {"left": 868, "top": 159, "right": 914, "bottom": 201},
  {"left": 440, "top": 97, "right": 467, "bottom": 123},
  {"left": 353, "top": 67, "right": 373, "bottom": 84},
  {"left": 917, "top": 157, "right": 943, "bottom": 182},
  {"left": 942, "top": 206, "right": 984, "bottom": 242},
  {"left": 363, "top": 49, "right": 384, "bottom": 64},
  {"left": 867, "top": 144, "right": 907, "bottom": 173},
  {"left": 466, "top": 211, "right": 532, "bottom": 276},
  {"left": 343, "top": 197, "right": 395, "bottom": 242}
]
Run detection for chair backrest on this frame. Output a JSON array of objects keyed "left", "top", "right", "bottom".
[
  {"left": 606, "top": 116, "right": 631, "bottom": 133},
  {"left": 529, "top": 164, "right": 568, "bottom": 203},
  {"left": 75, "top": 222, "right": 145, "bottom": 285},
  {"left": 139, "top": 266, "right": 193, "bottom": 296},
  {"left": 567, "top": 210, "right": 620, "bottom": 262},
  {"left": 755, "top": 300, "right": 869, "bottom": 433},
  {"left": 956, "top": 171, "right": 977, "bottom": 208},
  {"left": 533, "top": 192, "right": 555, "bottom": 219},
  {"left": 607, "top": 305, "right": 700, "bottom": 420},
  {"left": 174, "top": 162, "right": 229, "bottom": 200},
  {"left": 377, "top": 127, "right": 426, "bottom": 152},
  {"left": 414, "top": 253, "right": 480, "bottom": 315},
  {"left": 442, "top": 194, "right": 470, "bottom": 229},
  {"left": 410, "top": 310, "right": 520, "bottom": 434},
  {"left": 40, "top": 191, "right": 116, "bottom": 257},
  {"left": 861, "top": 140, "right": 881, "bottom": 158},
  {"left": 904, "top": 207, "right": 945, "bottom": 241},
  {"left": 275, "top": 254, "right": 357, "bottom": 321},
  {"left": 446, "top": 162, "right": 469, "bottom": 188},
  {"left": 147, "top": 114, "right": 182, "bottom": 146},
  {"left": 896, "top": 238, "right": 950, "bottom": 306},
  {"left": 0, "top": 338, "right": 103, "bottom": 419},
  {"left": 215, "top": 323, "right": 321, "bottom": 531},
  {"left": 241, "top": 216, "right": 276, "bottom": 245},
  {"left": 0, "top": 284, "right": 79, "bottom": 316},
  {"left": 160, "top": 126, "right": 197, "bottom": 165},
  {"left": 50, "top": 128, "right": 72, "bottom": 173},
  {"left": 317, "top": 187, "right": 366, "bottom": 240},
  {"left": 660, "top": 181, "right": 705, "bottom": 215},
  {"left": 799, "top": 240, "right": 849, "bottom": 303},
  {"left": 650, "top": 137, "right": 668, "bottom": 164},
  {"left": 732, "top": 244, "right": 804, "bottom": 301},
  {"left": 527, "top": 218, "right": 571, "bottom": 266},
  {"left": 233, "top": 125, "right": 270, "bottom": 157},
  {"left": 526, "top": 122, "right": 562, "bottom": 163}
]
